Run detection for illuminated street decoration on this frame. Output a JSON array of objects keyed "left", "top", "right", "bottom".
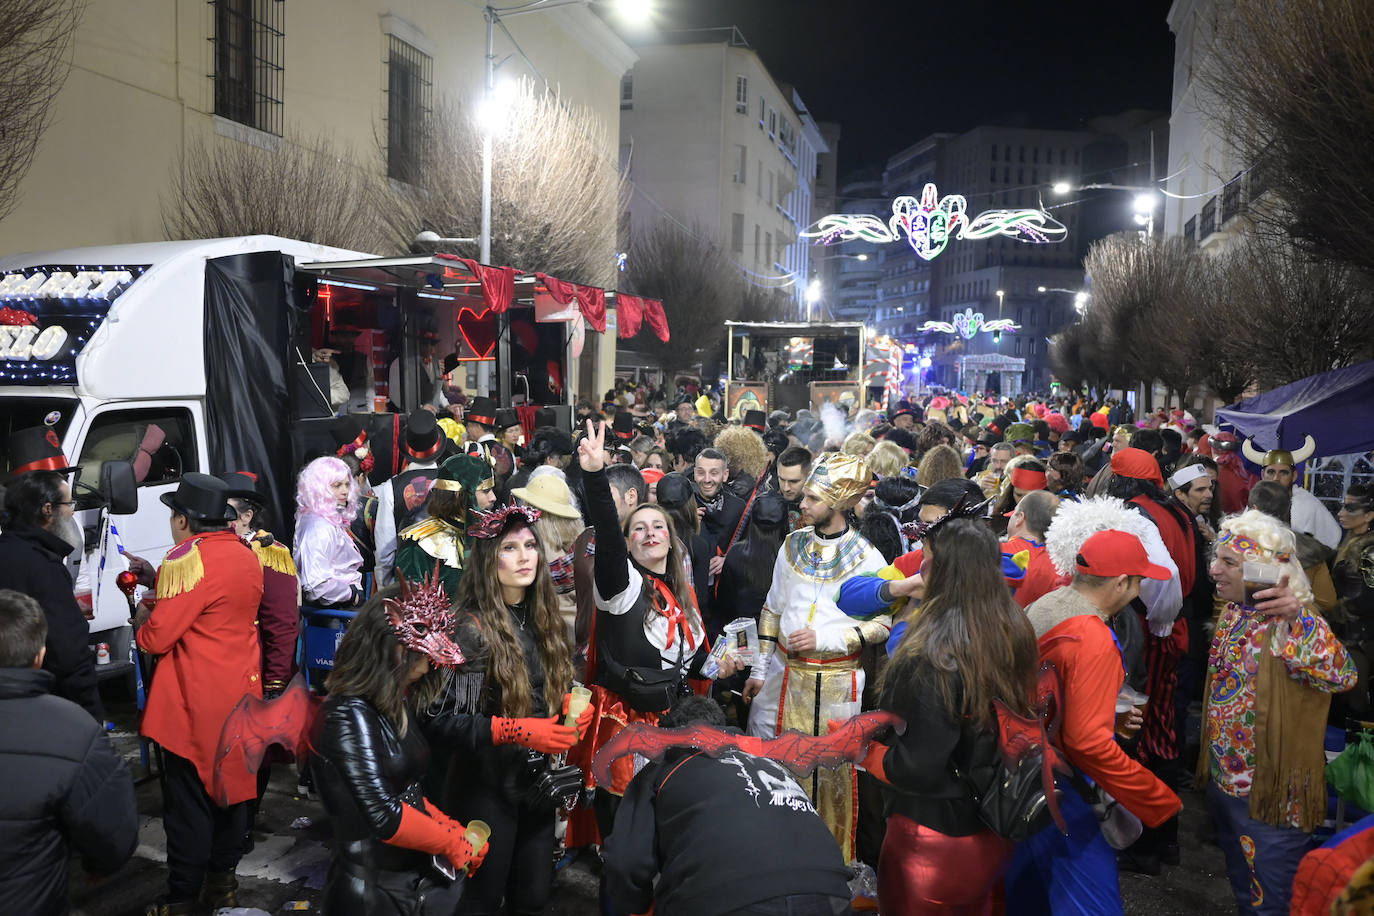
[
  {"left": 917, "top": 308, "right": 1020, "bottom": 340},
  {"left": 801, "top": 182, "right": 1067, "bottom": 261}
]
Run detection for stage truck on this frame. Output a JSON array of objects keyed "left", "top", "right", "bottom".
[
  {"left": 0, "top": 235, "right": 601, "bottom": 679},
  {"left": 724, "top": 320, "right": 899, "bottom": 420}
]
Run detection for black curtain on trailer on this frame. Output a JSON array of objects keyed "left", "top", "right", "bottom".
[{"left": 203, "top": 252, "right": 299, "bottom": 545}]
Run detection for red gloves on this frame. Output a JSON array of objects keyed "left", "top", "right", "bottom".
[
  {"left": 491, "top": 715, "right": 579, "bottom": 754},
  {"left": 382, "top": 803, "right": 482, "bottom": 873}
]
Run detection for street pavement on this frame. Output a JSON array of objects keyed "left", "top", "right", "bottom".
[{"left": 71, "top": 682, "right": 1239, "bottom": 915}]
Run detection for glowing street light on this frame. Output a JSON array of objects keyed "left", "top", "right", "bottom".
[{"left": 1051, "top": 181, "right": 1072, "bottom": 195}]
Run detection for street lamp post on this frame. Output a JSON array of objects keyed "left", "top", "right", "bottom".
[
  {"left": 479, "top": 0, "right": 648, "bottom": 403},
  {"left": 1051, "top": 182, "right": 1160, "bottom": 237}
]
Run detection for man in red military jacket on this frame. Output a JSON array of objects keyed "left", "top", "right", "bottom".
[{"left": 128, "top": 474, "right": 264, "bottom": 916}]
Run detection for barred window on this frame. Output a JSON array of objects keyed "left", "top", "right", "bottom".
[
  {"left": 212, "top": 0, "right": 284, "bottom": 136},
  {"left": 387, "top": 36, "right": 433, "bottom": 184}
]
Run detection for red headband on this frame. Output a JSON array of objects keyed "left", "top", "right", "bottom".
[{"left": 1010, "top": 467, "right": 1047, "bottom": 491}]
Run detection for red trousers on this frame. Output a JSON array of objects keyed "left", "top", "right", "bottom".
[{"left": 879, "top": 813, "right": 1013, "bottom": 916}]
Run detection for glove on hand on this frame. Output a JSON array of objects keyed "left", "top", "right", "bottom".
[{"left": 491, "top": 715, "right": 579, "bottom": 754}]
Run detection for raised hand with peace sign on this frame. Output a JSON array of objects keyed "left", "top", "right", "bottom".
[{"left": 578, "top": 419, "right": 607, "bottom": 473}]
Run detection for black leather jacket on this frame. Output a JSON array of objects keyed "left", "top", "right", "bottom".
[{"left": 311, "top": 695, "right": 433, "bottom": 914}]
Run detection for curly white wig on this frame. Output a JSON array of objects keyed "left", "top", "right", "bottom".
[
  {"left": 1217, "top": 508, "right": 1313, "bottom": 608},
  {"left": 1044, "top": 495, "right": 1161, "bottom": 577}
]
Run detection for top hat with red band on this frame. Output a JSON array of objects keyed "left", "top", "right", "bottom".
[
  {"left": 611, "top": 411, "right": 636, "bottom": 440},
  {"left": 218, "top": 471, "right": 261, "bottom": 501},
  {"left": 404, "top": 410, "right": 445, "bottom": 462},
  {"left": 6, "top": 426, "right": 78, "bottom": 478},
  {"left": 465, "top": 396, "right": 498, "bottom": 428},
  {"left": 494, "top": 407, "right": 522, "bottom": 432},
  {"left": 742, "top": 410, "right": 767, "bottom": 432}
]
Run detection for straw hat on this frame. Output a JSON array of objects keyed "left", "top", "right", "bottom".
[{"left": 511, "top": 474, "right": 582, "bottom": 519}]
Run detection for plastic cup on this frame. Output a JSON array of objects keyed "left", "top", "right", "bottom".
[
  {"left": 564, "top": 686, "right": 593, "bottom": 727},
  {"left": 465, "top": 819, "right": 491, "bottom": 850}
]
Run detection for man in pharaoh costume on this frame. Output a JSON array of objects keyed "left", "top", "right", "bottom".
[{"left": 743, "top": 453, "right": 889, "bottom": 862}]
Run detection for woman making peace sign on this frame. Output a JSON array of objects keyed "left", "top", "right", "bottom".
[{"left": 571, "top": 420, "right": 740, "bottom": 840}]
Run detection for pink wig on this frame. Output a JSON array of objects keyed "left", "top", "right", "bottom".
[{"left": 295, "top": 456, "right": 359, "bottom": 528}]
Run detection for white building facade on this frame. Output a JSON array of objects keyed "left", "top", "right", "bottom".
[{"left": 619, "top": 34, "right": 830, "bottom": 314}]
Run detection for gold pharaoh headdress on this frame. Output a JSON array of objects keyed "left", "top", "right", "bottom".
[{"left": 804, "top": 453, "right": 872, "bottom": 510}]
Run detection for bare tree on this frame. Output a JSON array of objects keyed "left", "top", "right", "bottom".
[
  {"left": 1080, "top": 232, "right": 1207, "bottom": 406},
  {"left": 0, "top": 0, "right": 83, "bottom": 223},
  {"left": 382, "top": 79, "right": 627, "bottom": 288},
  {"left": 162, "top": 131, "right": 387, "bottom": 253},
  {"left": 621, "top": 218, "right": 754, "bottom": 376},
  {"left": 1213, "top": 235, "right": 1374, "bottom": 389},
  {"left": 1197, "top": 0, "right": 1374, "bottom": 278}
]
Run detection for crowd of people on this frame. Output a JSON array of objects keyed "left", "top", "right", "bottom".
[{"left": 3, "top": 380, "right": 1374, "bottom": 916}]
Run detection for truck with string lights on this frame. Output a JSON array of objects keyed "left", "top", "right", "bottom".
[
  {"left": 0, "top": 235, "right": 599, "bottom": 680},
  {"left": 723, "top": 321, "right": 869, "bottom": 419}
]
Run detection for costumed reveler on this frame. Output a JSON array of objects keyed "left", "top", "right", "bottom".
[
  {"left": 570, "top": 421, "right": 739, "bottom": 844},
  {"left": 1333, "top": 484, "right": 1374, "bottom": 717},
  {"left": 293, "top": 456, "right": 364, "bottom": 609},
  {"left": 395, "top": 454, "right": 497, "bottom": 598},
  {"left": 415, "top": 505, "right": 591, "bottom": 916},
  {"left": 867, "top": 514, "right": 1040, "bottom": 914},
  {"left": 1198, "top": 509, "right": 1355, "bottom": 914},
  {"left": 310, "top": 576, "right": 487, "bottom": 915},
  {"left": 743, "top": 452, "right": 889, "bottom": 862}
]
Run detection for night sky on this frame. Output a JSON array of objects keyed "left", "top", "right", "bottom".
[{"left": 654, "top": 0, "right": 1177, "bottom": 176}]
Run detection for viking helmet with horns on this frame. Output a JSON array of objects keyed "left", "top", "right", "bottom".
[{"left": 1241, "top": 434, "right": 1317, "bottom": 468}]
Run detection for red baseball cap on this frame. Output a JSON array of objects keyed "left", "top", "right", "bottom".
[{"left": 1075, "top": 530, "right": 1172, "bottom": 580}]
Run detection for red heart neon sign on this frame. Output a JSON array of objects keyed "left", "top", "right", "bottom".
[{"left": 457, "top": 306, "right": 497, "bottom": 358}]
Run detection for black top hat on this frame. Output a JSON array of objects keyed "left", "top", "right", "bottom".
[
  {"left": 466, "top": 396, "right": 498, "bottom": 427},
  {"left": 654, "top": 472, "right": 696, "bottom": 509},
  {"left": 218, "top": 471, "right": 261, "bottom": 501},
  {"left": 742, "top": 410, "right": 767, "bottom": 431},
  {"left": 611, "top": 411, "right": 636, "bottom": 439},
  {"left": 534, "top": 406, "right": 558, "bottom": 430},
  {"left": 976, "top": 430, "right": 1004, "bottom": 448},
  {"left": 160, "top": 472, "right": 236, "bottom": 521},
  {"left": 329, "top": 416, "right": 366, "bottom": 452},
  {"left": 442, "top": 353, "right": 461, "bottom": 377},
  {"left": 890, "top": 402, "right": 917, "bottom": 421},
  {"left": 494, "top": 407, "right": 521, "bottom": 431},
  {"left": 404, "top": 410, "right": 445, "bottom": 462},
  {"left": 6, "top": 426, "right": 78, "bottom": 478}
]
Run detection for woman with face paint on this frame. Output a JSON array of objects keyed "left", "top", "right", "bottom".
[{"left": 570, "top": 420, "right": 742, "bottom": 846}]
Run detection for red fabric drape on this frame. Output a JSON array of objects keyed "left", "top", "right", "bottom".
[
  {"left": 436, "top": 253, "right": 516, "bottom": 314},
  {"left": 515, "top": 404, "right": 538, "bottom": 441},
  {"left": 642, "top": 298, "right": 669, "bottom": 343},
  {"left": 536, "top": 272, "right": 607, "bottom": 334},
  {"left": 616, "top": 293, "right": 644, "bottom": 339}
]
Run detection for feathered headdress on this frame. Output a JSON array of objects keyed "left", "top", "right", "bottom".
[
  {"left": 466, "top": 504, "right": 541, "bottom": 540},
  {"left": 1043, "top": 496, "right": 1160, "bottom": 578}
]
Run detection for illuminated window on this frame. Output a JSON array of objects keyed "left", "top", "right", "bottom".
[
  {"left": 387, "top": 36, "right": 433, "bottom": 184},
  {"left": 213, "top": 0, "right": 284, "bottom": 135}
]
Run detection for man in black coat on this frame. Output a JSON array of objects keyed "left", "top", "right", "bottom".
[
  {"left": 602, "top": 697, "right": 853, "bottom": 916},
  {"left": 0, "top": 466, "right": 104, "bottom": 720},
  {"left": 0, "top": 589, "right": 138, "bottom": 915}
]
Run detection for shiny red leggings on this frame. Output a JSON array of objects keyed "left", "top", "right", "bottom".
[{"left": 878, "top": 813, "right": 1013, "bottom": 916}]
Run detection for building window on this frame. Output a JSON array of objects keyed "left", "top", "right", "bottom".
[
  {"left": 768, "top": 107, "right": 776, "bottom": 137},
  {"left": 990, "top": 166, "right": 996, "bottom": 182},
  {"left": 758, "top": 96, "right": 765, "bottom": 127},
  {"left": 735, "top": 75, "right": 748, "bottom": 113},
  {"left": 991, "top": 144, "right": 998, "bottom": 161},
  {"left": 386, "top": 36, "right": 432, "bottom": 184},
  {"left": 733, "top": 144, "right": 746, "bottom": 184},
  {"left": 756, "top": 162, "right": 762, "bottom": 198},
  {"left": 767, "top": 171, "right": 774, "bottom": 205},
  {"left": 765, "top": 232, "right": 772, "bottom": 266},
  {"left": 731, "top": 213, "right": 744, "bottom": 254},
  {"left": 1015, "top": 338, "right": 1023, "bottom": 355},
  {"left": 620, "top": 74, "right": 634, "bottom": 109},
  {"left": 213, "top": 0, "right": 285, "bottom": 135},
  {"left": 753, "top": 224, "right": 760, "bottom": 264}
]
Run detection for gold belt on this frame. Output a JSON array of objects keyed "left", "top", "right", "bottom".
[{"left": 784, "top": 651, "right": 861, "bottom": 673}]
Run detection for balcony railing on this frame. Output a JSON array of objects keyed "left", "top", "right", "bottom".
[{"left": 1199, "top": 196, "right": 1217, "bottom": 239}]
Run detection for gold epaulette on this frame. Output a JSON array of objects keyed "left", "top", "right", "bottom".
[
  {"left": 156, "top": 538, "right": 205, "bottom": 599},
  {"left": 400, "top": 516, "right": 447, "bottom": 542},
  {"left": 251, "top": 535, "right": 297, "bottom": 577}
]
